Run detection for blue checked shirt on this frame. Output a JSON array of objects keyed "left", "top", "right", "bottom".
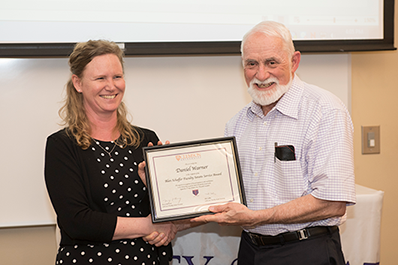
[{"left": 225, "top": 75, "right": 356, "bottom": 236}]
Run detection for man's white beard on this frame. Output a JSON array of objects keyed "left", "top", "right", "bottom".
[{"left": 248, "top": 77, "right": 292, "bottom": 106}]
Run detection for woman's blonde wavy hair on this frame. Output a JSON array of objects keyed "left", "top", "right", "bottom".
[{"left": 59, "top": 40, "right": 141, "bottom": 149}]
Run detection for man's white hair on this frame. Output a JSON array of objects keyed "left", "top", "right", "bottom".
[{"left": 241, "top": 21, "right": 295, "bottom": 58}]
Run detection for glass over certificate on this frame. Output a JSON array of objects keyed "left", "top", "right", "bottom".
[{"left": 143, "top": 137, "right": 246, "bottom": 222}]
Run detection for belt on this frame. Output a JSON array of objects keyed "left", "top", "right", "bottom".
[{"left": 247, "top": 226, "right": 338, "bottom": 246}]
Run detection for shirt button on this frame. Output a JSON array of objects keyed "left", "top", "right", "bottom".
[
  {"left": 263, "top": 122, "right": 267, "bottom": 125},
  {"left": 258, "top": 147, "right": 262, "bottom": 151},
  {"left": 254, "top": 173, "right": 258, "bottom": 176},
  {"left": 250, "top": 199, "right": 254, "bottom": 203}
]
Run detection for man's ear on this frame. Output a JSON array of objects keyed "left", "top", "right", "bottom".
[{"left": 291, "top": 51, "right": 301, "bottom": 73}]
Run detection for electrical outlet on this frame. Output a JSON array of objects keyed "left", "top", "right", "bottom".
[{"left": 362, "top": 126, "right": 380, "bottom": 154}]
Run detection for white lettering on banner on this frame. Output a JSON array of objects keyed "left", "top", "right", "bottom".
[{"left": 172, "top": 256, "right": 238, "bottom": 265}]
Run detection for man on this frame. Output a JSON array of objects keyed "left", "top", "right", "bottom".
[{"left": 192, "top": 21, "right": 356, "bottom": 265}]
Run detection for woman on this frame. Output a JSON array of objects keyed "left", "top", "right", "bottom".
[{"left": 45, "top": 40, "right": 176, "bottom": 265}]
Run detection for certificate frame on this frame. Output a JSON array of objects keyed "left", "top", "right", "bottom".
[{"left": 142, "top": 137, "right": 246, "bottom": 223}]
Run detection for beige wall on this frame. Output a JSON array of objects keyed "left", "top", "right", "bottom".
[
  {"left": 351, "top": 2, "right": 398, "bottom": 264},
  {"left": 0, "top": 225, "right": 57, "bottom": 264}
]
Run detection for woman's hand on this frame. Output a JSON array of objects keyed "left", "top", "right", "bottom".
[
  {"left": 143, "top": 221, "right": 177, "bottom": 247},
  {"left": 138, "top": 140, "right": 170, "bottom": 186},
  {"left": 137, "top": 161, "right": 147, "bottom": 186},
  {"left": 138, "top": 140, "right": 175, "bottom": 247}
]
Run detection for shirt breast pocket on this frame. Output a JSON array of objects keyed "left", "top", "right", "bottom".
[{"left": 273, "top": 159, "right": 305, "bottom": 202}]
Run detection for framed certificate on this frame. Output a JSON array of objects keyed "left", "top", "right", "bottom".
[{"left": 143, "top": 137, "right": 246, "bottom": 223}]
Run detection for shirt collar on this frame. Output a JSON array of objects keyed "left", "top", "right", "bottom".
[{"left": 246, "top": 75, "right": 303, "bottom": 120}]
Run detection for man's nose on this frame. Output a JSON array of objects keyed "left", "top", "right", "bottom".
[{"left": 255, "top": 64, "right": 270, "bottom": 81}]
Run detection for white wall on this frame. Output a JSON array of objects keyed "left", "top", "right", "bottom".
[{"left": 0, "top": 53, "right": 350, "bottom": 227}]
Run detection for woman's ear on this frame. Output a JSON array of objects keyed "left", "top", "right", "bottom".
[{"left": 71, "top": 74, "right": 82, "bottom": 93}]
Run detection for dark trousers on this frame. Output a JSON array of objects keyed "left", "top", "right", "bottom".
[{"left": 238, "top": 228, "right": 346, "bottom": 265}]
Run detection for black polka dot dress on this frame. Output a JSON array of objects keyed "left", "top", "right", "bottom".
[{"left": 45, "top": 128, "right": 172, "bottom": 265}]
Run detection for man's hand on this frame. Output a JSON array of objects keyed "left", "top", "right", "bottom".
[{"left": 191, "top": 202, "right": 257, "bottom": 228}]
